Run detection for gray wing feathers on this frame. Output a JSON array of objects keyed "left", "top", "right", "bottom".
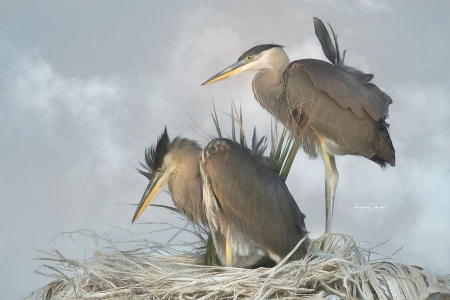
[
  {"left": 203, "top": 139, "right": 307, "bottom": 258},
  {"left": 313, "top": 17, "right": 337, "bottom": 64},
  {"left": 284, "top": 61, "right": 395, "bottom": 165},
  {"left": 286, "top": 60, "right": 390, "bottom": 121},
  {"left": 313, "top": 17, "right": 375, "bottom": 83}
]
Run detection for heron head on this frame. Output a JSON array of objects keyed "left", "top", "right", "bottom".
[
  {"left": 132, "top": 127, "right": 176, "bottom": 223},
  {"left": 201, "top": 44, "right": 285, "bottom": 85}
]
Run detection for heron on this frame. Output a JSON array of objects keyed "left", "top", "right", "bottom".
[
  {"left": 202, "top": 17, "right": 395, "bottom": 233},
  {"left": 132, "top": 128, "right": 310, "bottom": 268}
]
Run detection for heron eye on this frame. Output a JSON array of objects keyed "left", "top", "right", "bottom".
[
  {"left": 247, "top": 55, "right": 253, "bottom": 60},
  {"left": 157, "top": 168, "right": 161, "bottom": 172}
]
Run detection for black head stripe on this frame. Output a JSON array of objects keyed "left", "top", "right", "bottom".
[{"left": 238, "top": 44, "right": 284, "bottom": 61}]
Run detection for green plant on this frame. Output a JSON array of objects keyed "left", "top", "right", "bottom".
[{"left": 211, "top": 101, "right": 301, "bottom": 181}]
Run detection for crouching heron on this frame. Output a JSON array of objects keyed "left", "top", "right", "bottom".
[
  {"left": 132, "top": 128, "right": 310, "bottom": 268},
  {"left": 202, "top": 17, "right": 395, "bottom": 233}
]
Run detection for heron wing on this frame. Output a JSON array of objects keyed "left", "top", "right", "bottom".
[
  {"left": 201, "top": 138, "right": 307, "bottom": 259},
  {"left": 285, "top": 59, "right": 392, "bottom": 121},
  {"left": 283, "top": 59, "right": 395, "bottom": 165}
]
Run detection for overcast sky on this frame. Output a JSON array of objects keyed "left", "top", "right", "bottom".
[{"left": 1, "top": 1, "right": 449, "bottom": 298}]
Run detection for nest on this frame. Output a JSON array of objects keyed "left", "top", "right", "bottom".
[{"left": 27, "top": 231, "right": 450, "bottom": 300}]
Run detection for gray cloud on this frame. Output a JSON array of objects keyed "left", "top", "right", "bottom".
[{"left": 0, "top": 1, "right": 449, "bottom": 298}]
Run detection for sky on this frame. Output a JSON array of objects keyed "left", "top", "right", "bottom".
[{"left": 0, "top": 1, "right": 449, "bottom": 298}]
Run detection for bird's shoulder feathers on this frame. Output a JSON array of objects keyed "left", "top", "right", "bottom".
[{"left": 284, "top": 59, "right": 392, "bottom": 121}]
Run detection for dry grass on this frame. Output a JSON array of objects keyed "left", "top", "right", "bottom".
[{"left": 27, "top": 228, "right": 450, "bottom": 300}]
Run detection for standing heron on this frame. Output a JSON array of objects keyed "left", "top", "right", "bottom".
[
  {"left": 132, "top": 128, "right": 310, "bottom": 268},
  {"left": 202, "top": 18, "right": 395, "bottom": 233}
]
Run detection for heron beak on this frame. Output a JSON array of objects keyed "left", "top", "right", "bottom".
[
  {"left": 132, "top": 172, "right": 164, "bottom": 223},
  {"left": 201, "top": 60, "right": 246, "bottom": 85}
]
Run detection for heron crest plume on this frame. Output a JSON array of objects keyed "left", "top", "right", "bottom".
[{"left": 138, "top": 127, "right": 170, "bottom": 180}]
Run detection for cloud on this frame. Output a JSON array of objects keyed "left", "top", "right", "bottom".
[
  {"left": 352, "top": 0, "right": 392, "bottom": 13},
  {"left": 0, "top": 42, "right": 157, "bottom": 298},
  {"left": 303, "top": 0, "right": 392, "bottom": 15},
  {"left": 1, "top": 2, "right": 449, "bottom": 298},
  {"left": 1, "top": 50, "right": 128, "bottom": 179}
]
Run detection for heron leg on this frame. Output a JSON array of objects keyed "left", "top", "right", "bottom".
[
  {"left": 225, "top": 238, "right": 232, "bottom": 266},
  {"left": 320, "top": 143, "right": 339, "bottom": 233}
]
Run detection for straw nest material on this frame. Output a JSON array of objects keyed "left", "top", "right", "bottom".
[{"left": 28, "top": 230, "right": 450, "bottom": 300}]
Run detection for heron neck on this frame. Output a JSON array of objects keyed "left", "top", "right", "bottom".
[
  {"left": 252, "top": 66, "right": 290, "bottom": 123},
  {"left": 168, "top": 149, "right": 206, "bottom": 225}
]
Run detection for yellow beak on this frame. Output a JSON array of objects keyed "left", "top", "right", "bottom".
[
  {"left": 201, "top": 61, "right": 245, "bottom": 85},
  {"left": 132, "top": 173, "right": 164, "bottom": 223}
]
